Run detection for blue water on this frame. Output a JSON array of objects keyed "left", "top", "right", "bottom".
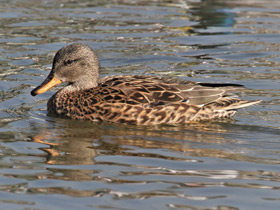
[{"left": 0, "top": 0, "right": 280, "bottom": 209}]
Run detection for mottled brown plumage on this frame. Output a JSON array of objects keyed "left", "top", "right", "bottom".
[{"left": 31, "top": 43, "right": 261, "bottom": 125}]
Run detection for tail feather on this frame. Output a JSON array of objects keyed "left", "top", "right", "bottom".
[
  {"left": 204, "top": 97, "right": 261, "bottom": 110},
  {"left": 221, "top": 99, "right": 262, "bottom": 111},
  {"left": 192, "top": 98, "right": 261, "bottom": 121},
  {"left": 198, "top": 83, "right": 245, "bottom": 93}
]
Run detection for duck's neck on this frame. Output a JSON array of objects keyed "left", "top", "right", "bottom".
[{"left": 63, "top": 77, "right": 99, "bottom": 93}]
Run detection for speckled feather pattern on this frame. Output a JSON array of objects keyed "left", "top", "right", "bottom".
[{"left": 47, "top": 75, "right": 259, "bottom": 125}]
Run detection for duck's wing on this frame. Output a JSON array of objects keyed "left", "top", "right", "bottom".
[{"left": 98, "top": 75, "right": 245, "bottom": 106}]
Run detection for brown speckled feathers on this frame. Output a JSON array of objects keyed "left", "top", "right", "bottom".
[{"left": 31, "top": 43, "right": 261, "bottom": 125}]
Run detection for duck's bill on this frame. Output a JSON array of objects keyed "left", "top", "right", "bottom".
[{"left": 31, "top": 74, "right": 62, "bottom": 96}]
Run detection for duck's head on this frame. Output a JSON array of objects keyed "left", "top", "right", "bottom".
[{"left": 31, "top": 43, "right": 100, "bottom": 96}]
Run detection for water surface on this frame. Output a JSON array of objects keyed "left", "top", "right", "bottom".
[{"left": 0, "top": 0, "right": 280, "bottom": 209}]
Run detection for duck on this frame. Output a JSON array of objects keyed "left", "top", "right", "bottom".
[{"left": 31, "top": 43, "right": 261, "bottom": 125}]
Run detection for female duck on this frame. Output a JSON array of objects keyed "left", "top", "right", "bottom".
[{"left": 31, "top": 43, "right": 260, "bottom": 125}]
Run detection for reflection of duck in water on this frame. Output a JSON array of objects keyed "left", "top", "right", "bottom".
[
  {"left": 31, "top": 120, "right": 256, "bottom": 169},
  {"left": 31, "top": 43, "right": 261, "bottom": 125}
]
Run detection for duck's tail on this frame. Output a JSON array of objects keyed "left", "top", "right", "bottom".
[
  {"left": 210, "top": 97, "right": 262, "bottom": 111},
  {"left": 193, "top": 97, "right": 262, "bottom": 121}
]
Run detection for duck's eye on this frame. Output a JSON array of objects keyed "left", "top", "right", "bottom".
[{"left": 64, "top": 59, "right": 73, "bottom": 65}]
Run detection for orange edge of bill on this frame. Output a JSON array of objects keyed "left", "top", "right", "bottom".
[{"left": 34, "top": 77, "right": 62, "bottom": 95}]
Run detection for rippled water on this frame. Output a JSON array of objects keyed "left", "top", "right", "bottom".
[{"left": 0, "top": 0, "right": 280, "bottom": 209}]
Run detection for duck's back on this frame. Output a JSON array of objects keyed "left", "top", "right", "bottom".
[{"left": 97, "top": 75, "right": 244, "bottom": 105}]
